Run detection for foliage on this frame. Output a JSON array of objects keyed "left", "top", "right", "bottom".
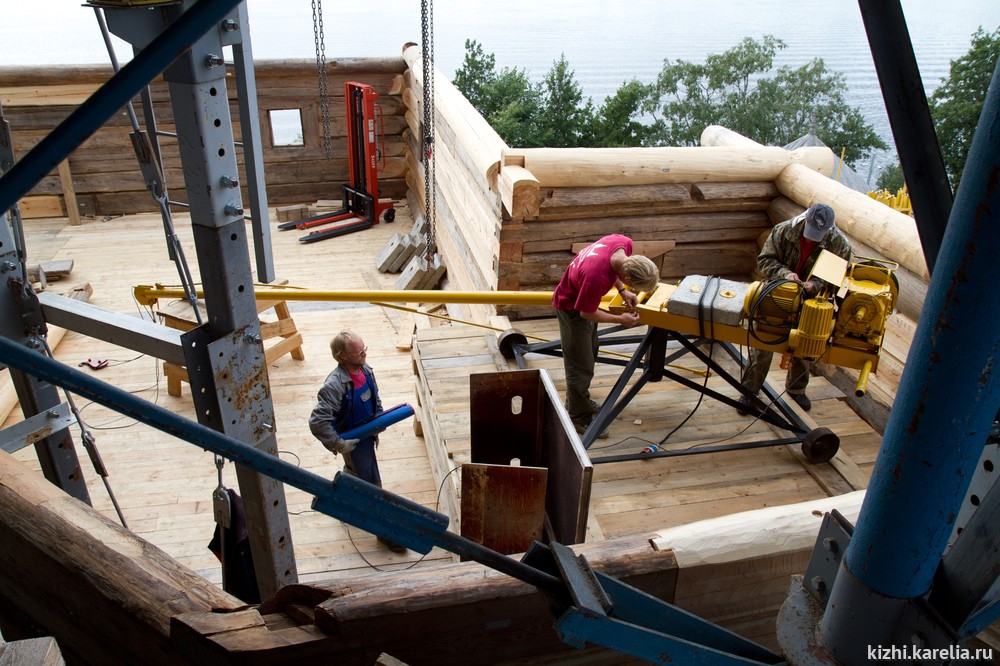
[
  {"left": 928, "top": 26, "right": 1000, "bottom": 190},
  {"left": 648, "top": 36, "right": 886, "bottom": 163},
  {"left": 874, "top": 26, "right": 998, "bottom": 195},
  {"left": 453, "top": 39, "right": 544, "bottom": 147},
  {"left": 875, "top": 162, "right": 905, "bottom": 193},
  {"left": 452, "top": 35, "right": 888, "bottom": 163},
  {"left": 538, "top": 54, "right": 595, "bottom": 147},
  {"left": 588, "top": 79, "right": 659, "bottom": 147}
]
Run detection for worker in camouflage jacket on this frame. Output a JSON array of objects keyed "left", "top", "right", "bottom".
[{"left": 738, "top": 203, "right": 852, "bottom": 414}]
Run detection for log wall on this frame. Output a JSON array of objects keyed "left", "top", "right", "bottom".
[
  {"left": 0, "top": 59, "right": 408, "bottom": 219},
  {"left": 494, "top": 144, "right": 834, "bottom": 321},
  {"left": 399, "top": 45, "right": 507, "bottom": 327},
  {"left": 0, "top": 450, "right": 242, "bottom": 665}
]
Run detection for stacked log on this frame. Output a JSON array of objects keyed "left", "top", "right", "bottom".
[
  {"left": 0, "top": 59, "right": 408, "bottom": 218},
  {"left": 494, "top": 145, "right": 833, "bottom": 320},
  {"left": 400, "top": 46, "right": 507, "bottom": 327},
  {"left": 0, "top": 450, "right": 242, "bottom": 665}
]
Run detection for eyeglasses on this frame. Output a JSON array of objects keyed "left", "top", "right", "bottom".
[{"left": 351, "top": 346, "right": 368, "bottom": 357}]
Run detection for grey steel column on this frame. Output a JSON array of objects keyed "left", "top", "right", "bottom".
[
  {"left": 157, "top": 1, "right": 295, "bottom": 598},
  {"left": 228, "top": 2, "right": 275, "bottom": 283},
  {"left": 0, "top": 217, "right": 90, "bottom": 503},
  {"left": 0, "top": 102, "right": 90, "bottom": 503}
]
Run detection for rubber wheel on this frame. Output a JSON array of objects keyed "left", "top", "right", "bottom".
[
  {"left": 497, "top": 328, "right": 528, "bottom": 360},
  {"left": 383, "top": 208, "right": 396, "bottom": 223},
  {"left": 801, "top": 427, "right": 840, "bottom": 464}
]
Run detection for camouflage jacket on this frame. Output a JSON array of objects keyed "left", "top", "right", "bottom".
[{"left": 756, "top": 212, "right": 852, "bottom": 280}]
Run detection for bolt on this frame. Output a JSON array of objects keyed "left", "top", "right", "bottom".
[
  {"left": 47, "top": 409, "right": 59, "bottom": 418},
  {"left": 205, "top": 54, "right": 225, "bottom": 68},
  {"left": 823, "top": 537, "right": 839, "bottom": 554},
  {"left": 1, "top": 261, "right": 16, "bottom": 273},
  {"left": 810, "top": 576, "right": 827, "bottom": 596},
  {"left": 220, "top": 175, "right": 240, "bottom": 189},
  {"left": 221, "top": 19, "right": 240, "bottom": 32},
  {"left": 261, "top": 422, "right": 274, "bottom": 432},
  {"left": 224, "top": 203, "right": 244, "bottom": 216},
  {"left": 244, "top": 332, "right": 262, "bottom": 344},
  {"left": 26, "top": 337, "right": 42, "bottom": 350}
]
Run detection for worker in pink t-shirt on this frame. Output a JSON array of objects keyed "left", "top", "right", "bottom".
[{"left": 552, "top": 234, "right": 659, "bottom": 436}]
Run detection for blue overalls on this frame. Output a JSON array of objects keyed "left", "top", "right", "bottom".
[{"left": 341, "top": 369, "right": 381, "bottom": 487}]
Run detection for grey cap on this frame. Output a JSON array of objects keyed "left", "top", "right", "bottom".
[{"left": 803, "top": 203, "right": 835, "bottom": 241}]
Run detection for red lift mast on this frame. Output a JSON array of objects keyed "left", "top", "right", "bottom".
[{"left": 278, "top": 81, "right": 395, "bottom": 243}]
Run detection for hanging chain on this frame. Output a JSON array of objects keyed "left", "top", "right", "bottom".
[
  {"left": 312, "top": 0, "right": 333, "bottom": 159},
  {"left": 420, "top": 0, "right": 436, "bottom": 260}
]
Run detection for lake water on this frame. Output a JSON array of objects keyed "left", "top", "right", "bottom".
[{"left": 3, "top": 0, "right": 998, "bottom": 182}]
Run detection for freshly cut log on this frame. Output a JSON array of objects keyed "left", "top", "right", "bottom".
[{"left": 504, "top": 145, "right": 835, "bottom": 187}]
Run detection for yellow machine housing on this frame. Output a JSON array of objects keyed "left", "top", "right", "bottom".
[
  {"left": 789, "top": 298, "right": 836, "bottom": 360},
  {"left": 742, "top": 280, "right": 802, "bottom": 345},
  {"left": 610, "top": 251, "right": 899, "bottom": 396}
]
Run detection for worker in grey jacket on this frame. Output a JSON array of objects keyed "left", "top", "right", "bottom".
[
  {"left": 309, "top": 330, "right": 384, "bottom": 482},
  {"left": 309, "top": 331, "right": 406, "bottom": 552}
]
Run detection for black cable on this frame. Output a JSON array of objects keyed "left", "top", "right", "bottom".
[
  {"left": 746, "top": 278, "right": 800, "bottom": 346},
  {"left": 674, "top": 345, "right": 835, "bottom": 454},
  {"left": 337, "top": 462, "right": 463, "bottom": 573}
]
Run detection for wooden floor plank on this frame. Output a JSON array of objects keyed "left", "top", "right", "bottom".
[{"left": 8, "top": 204, "right": 884, "bottom": 599}]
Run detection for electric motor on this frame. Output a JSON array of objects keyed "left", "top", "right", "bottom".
[
  {"left": 743, "top": 280, "right": 802, "bottom": 328},
  {"left": 790, "top": 298, "right": 834, "bottom": 359}
]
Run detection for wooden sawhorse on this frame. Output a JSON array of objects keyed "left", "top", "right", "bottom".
[{"left": 157, "top": 290, "right": 305, "bottom": 398}]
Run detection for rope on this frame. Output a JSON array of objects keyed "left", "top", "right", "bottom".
[{"left": 41, "top": 338, "right": 129, "bottom": 528}]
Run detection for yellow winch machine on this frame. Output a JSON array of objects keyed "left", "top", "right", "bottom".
[{"left": 501, "top": 250, "right": 899, "bottom": 465}]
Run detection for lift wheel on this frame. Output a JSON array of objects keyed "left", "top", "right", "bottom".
[
  {"left": 801, "top": 427, "right": 840, "bottom": 464},
  {"left": 498, "top": 328, "right": 528, "bottom": 360}
]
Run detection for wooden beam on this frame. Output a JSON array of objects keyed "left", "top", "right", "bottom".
[
  {"left": 402, "top": 44, "right": 507, "bottom": 187},
  {"left": 56, "top": 160, "right": 80, "bottom": 226},
  {"left": 171, "top": 535, "right": 677, "bottom": 664},
  {"left": 571, "top": 240, "right": 677, "bottom": 259},
  {"left": 776, "top": 163, "right": 929, "bottom": 281},
  {"left": 503, "top": 145, "right": 835, "bottom": 188},
  {"left": 0, "top": 450, "right": 242, "bottom": 665},
  {"left": 498, "top": 164, "right": 540, "bottom": 219}
]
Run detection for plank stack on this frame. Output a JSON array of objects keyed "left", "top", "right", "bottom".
[{"left": 375, "top": 215, "right": 447, "bottom": 290}]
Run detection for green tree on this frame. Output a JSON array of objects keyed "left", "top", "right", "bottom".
[
  {"left": 453, "top": 39, "right": 496, "bottom": 112},
  {"left": 648, "top": 35, "right": 887, "bottom": 164},
  {"left": 488, "top": 68, "right": 543, "bottom": 147},
  {"left": 876, "top": 163, "right": 905, "bottom": 193},
  {"left": 538, "top": 54, "right": 595, "bottom": 147},
  {"left": 453, "top": 39, "right": 543, "bottom": 146},
  {"left": 929, "top": 26, "right": 1000, "bottom": 190},
  {"left": 589, "top": 79, "right": 658, "bottom": 147}
]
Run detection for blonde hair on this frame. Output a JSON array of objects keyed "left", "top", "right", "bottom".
[
  {"left": 330, "top": 330, "right": 364, "bottom": 363},
  {"left": 621, "top": 255, "right": 659, "bottom": 293}
]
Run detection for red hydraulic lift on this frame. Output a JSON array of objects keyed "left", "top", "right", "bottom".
[{"left": 278, "top": 81, "right": 395, "bottom": 243}]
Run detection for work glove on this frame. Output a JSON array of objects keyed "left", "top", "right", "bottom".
[{"left": 335, "top": 437, "right": 359, "bottom": 454}]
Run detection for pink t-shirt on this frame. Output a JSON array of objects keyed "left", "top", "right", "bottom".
[
  {"left": 552, "top": 234, "right": 632, "bottom": 313},
  {"left": 348, "top": 368, "right": 367, "bottom": 389}
]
